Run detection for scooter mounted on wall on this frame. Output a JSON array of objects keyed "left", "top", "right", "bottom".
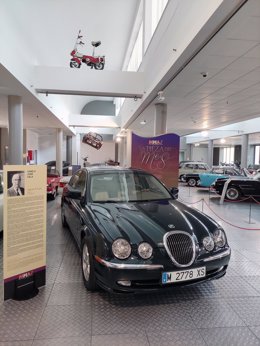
[{"left": 70, "top": 30, "right": 105, "bottom": 70}]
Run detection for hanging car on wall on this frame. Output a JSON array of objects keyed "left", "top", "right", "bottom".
[
  {"left": 82, "top": 132, "right": 103, "bottom": 150},
  {"left": 70, "top": 30, "right": 105, "bottom": 70}
]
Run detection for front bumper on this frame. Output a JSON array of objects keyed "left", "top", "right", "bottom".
[{"left": 94, "top": 248, "right": 231, "bottom": 293}]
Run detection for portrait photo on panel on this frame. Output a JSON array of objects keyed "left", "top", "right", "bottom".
[{"left": 7, "top": 171, "right": 25, "bottom": 197}]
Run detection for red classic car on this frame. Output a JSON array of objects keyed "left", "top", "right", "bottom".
[
  {"left": 82, "top": 132, "right": 103, "bottom": 150},
  {"left": 47, "top": 170, "right": 61, "bottom": 200}
]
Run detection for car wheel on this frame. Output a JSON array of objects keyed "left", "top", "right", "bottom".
[
  {"left": 179, "top": 175, "right": 186, "bottom": 182},
  {"left": 50, "top": 188, "right": 57, "bottom": 200},
  {"left": 187, "top": 178, "right": 197, "bottom": 187},
  {"left": 61, "top": 204, "right": 68, "bottom": 228},
  {"left": 81, "top": 239, "right": 97, "bottom": 291},
  {"left": 226, "top": 186, "right": 240, "bottom": 200}
]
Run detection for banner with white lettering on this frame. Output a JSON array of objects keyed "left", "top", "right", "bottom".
[{"left": 131, "top": 133, "right": 180, "bottom": 188}]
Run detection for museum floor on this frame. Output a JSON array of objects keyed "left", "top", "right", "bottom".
[{"left": 1, "top": 185, "right": 260, "bottom": 345}]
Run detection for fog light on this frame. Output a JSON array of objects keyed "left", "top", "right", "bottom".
[{"left": 117, "top": 280, "right": 131, "bottom": 287}]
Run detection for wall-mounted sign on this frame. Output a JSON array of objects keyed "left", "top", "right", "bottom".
[
  {"left": 131, "top": 133, "right": 180, "bottom": 188},
  {"left": 3, "top": 165, "right": 47, "bottom": 300}
]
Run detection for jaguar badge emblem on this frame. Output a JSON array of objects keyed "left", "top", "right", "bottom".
[{"left": 168, "top": 224, "right": 175, "bottom": 229}]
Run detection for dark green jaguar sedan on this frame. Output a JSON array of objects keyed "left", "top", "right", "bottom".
[{"left": 61, "top": 166, "right": 230, "bottom": 293}]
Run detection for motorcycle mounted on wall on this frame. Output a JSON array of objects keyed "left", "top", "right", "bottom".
[{"left": 70, "top": 30, "right": 105, "bottom": 70}]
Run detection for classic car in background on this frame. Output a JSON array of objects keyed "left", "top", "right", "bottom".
[
  {"left": 0, "top": 171, "right": 3, "bottom": 232},
  {"left": 185, "top": 166, "right": 247, "bottom": 187},
  {"left": 61, "top": 166, "right": 230, "bottom": 293},
  {"left": 211, "top": 172, "right": 260, "bottom": 201},
  {"left": 45, "top": 161, "right": 71, "bottom": 176},
  {"left": 82, "top": 132, "right": 103, "bottom": 150},
  {"left": 179, "top": 162, "right": 210, "bottom": 182},
  {"left": 59, "top": 175, "right": 71, "bottom": 188},
  {"left": 47, "top": 170, "right": 61, "bottom": 200}
]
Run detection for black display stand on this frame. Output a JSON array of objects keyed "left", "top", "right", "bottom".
[{"left": 4, "top": 269, "right": 45, "bottom": 301}]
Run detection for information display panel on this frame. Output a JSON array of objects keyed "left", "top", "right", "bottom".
[{"left": 3, "top": 165, "right": 47, "bottom": 300}]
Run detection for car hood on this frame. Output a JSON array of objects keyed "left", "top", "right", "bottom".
[{"left": 87, "top": 200, "right": 220, "bottom": 246}]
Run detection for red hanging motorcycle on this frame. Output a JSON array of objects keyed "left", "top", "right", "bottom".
[{"left": 70, "top": 30, "right": 105, "bottom": 70}]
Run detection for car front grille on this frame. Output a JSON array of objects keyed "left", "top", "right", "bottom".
[{"left": 163, "top": 231, "right": 196, "bottom": 268}]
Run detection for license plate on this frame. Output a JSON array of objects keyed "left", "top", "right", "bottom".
[{"left": 162, "top": 267, "right": 206, "bottom": 284}]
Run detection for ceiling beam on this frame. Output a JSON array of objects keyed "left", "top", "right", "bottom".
[
  {"left": 68, "top": 114, "right": 120, "bottom": 128},
  {"left": 34, "top": 67, "right": 143, "bottom": 98}
]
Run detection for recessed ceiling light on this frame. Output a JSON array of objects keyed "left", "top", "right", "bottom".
[{"left": 140, "top": 120, "right": 146, "bottom": 125}]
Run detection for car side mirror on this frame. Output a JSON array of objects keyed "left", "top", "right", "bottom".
[
  {"left": 170, "top": 187, "right": 179, "bottom": 199},
  {"left": 64, "top": 186, "right": 82, "bottom": 199}
]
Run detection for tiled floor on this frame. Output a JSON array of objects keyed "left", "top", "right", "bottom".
[{"left": 1, "top": 186, "right": 260, "bottom": 345}]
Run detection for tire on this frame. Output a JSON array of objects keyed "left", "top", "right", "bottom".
[
  {"left": 81, "top": 239, "right": 97, "bottom": 291},
  {"left": 226, "top": 186, "right": 240, "bottom": 200},
  {"left": 187, "top": 178, "right": 197, "bottom": 187},
  {"left": 179, "top": 175, "right": 186, "bottom": 183},
  {"left": 50, "top": 188, "right": 57, "bottom": 200},
  {"left": 94, "top": 62, "right": 104, "bottom": 70},
  {"left": 70, "top": 60, "right": 81, "bottom": 68},
  {"left": 61, "top": 203, "right": 68, "bottom": 228}
]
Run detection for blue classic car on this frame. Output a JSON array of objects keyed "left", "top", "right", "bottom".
[{"left": 185, "top": 167, "right": 246, "bottom": 187}]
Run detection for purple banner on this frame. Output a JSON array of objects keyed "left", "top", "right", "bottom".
[{"left": 131, "top": 133, "right": 179, "bottom": 188}]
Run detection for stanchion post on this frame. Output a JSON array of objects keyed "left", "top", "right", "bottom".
[
  {"left": 188, "top": 186, "right": 191, "bottom": 197},
  {"left": 249, "top": 197, "right": 252, "bottom": 224}
]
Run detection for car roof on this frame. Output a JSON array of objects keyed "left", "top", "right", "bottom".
[{"left": 80, "top": 166, "right": 147, "bottom": 174}]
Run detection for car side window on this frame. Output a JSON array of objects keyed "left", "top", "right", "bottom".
[
  {"left": 74, "top": 171, "right": 87, "bottom": 193},
  {"left": 213, "top": 168, "right": 223, "bottom": 174},
  {"left": 198, "top": 164, "right": 207, "bottom": 170},
  {"left": 185, "top": 164, "right": 194, "bottom": 169}
]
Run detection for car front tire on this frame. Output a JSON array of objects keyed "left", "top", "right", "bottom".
[
  {"left": 226, "top": 186, "right": 240, "bottom": 200},
  {"left": 81, "top": 239, "right": 97, "bottom": 291},
  {"left": 179, "top": 175, "right": 186, "bottom": 182},
  {"left": 187, "top": 178, "right": 197, "bottom": 187},
  {"left": 50, "top": 187, "right": 57, "bottom": 200}
]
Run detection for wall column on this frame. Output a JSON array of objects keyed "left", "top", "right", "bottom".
[
  {"left": 208, "top": 139, "right": 213, "bottom": 167},
  {"left": 23, "top": 129, "right": 27, "bottom": 165},
  {"left": 56, "top": 129, "right": 63, "bottom": 175},
  {"left": 241, "top": 134, "right": 249, "bottom": 168},
  {"left": 8, "top": 95, "right": 23, "bottom": 164},
  {"left": 125, "top": 130, "right": 132, "bottom": 167},
  {"left": 66, "top": 136, "right": 72, "bottom": 164},
  {"left": 185, "top": 144, "right": 192, "bottom": 160},
  {"left": 154, "top": 103, "right": 167, "bottom": 136}
]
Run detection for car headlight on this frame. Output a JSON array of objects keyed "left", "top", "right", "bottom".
[
  {"left": 203, "top": 236, "right": 214, "bottom": 251},
  {"left": 138, "top": 242, "right": 153, "bottom": 259},
  {"left": 213, "top": 229, "right": 226, "bottom": 248},
  {"left": 112, "top": 238, "right": 131, "bottom": 259}
]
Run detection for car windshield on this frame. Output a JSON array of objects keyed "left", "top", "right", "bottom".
[{"left": 89, "top": 172, "right": 172, "bottom": 202}]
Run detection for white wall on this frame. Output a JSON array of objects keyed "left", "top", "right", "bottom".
[
  {"left": 191, "top": 146, "right": 208, "bottom": 162},
  {"left": 38, "top": 135, "right": 66, "bottom": 164},
  {"left": 27, "top": 130, "right": 39, "bottom": 150},
  {"left": 80, "top": 141, "right": 115, "bottom": 166}
]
